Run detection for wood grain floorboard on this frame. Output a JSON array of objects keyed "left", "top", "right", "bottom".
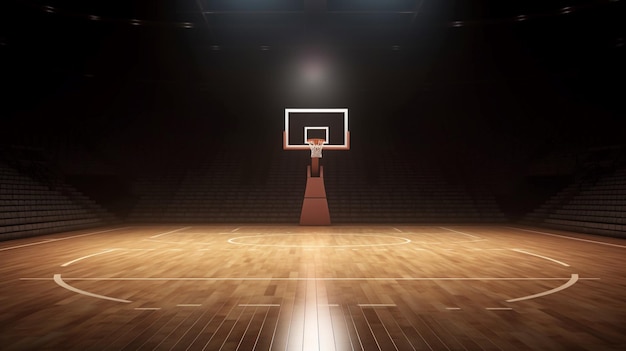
[{"left": 1, "top": 225, "right": 625, "bottom": 350}]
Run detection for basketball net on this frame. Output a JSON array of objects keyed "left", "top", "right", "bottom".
[{"left": 307, "top": 138, "right": 325, "bottom": 158}]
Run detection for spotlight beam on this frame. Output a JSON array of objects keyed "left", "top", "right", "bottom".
[
  {"left": 194, "top": 0, "right": 214, "bottom": 39},
  {"left": 410, "top": 0, "right": 427, "bottom": 26}
]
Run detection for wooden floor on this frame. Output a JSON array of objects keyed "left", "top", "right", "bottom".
[{"left": 1, "top": 224, "right": 625, "bottom": 350}]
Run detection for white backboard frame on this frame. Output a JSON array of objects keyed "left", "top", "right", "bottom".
[{"left": 283, "top": 108, "right": 350, "bottom": 150}]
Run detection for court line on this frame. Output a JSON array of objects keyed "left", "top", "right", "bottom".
[
  {"left": 511, "top": 248, "right": 570, "bottom": 267},
  {"left": 53, "top": 274, "right": 131, "bottom": 303},
  {"left": 486, "top": 308, "right": 513, "bottom": 311},
  {"left": 61, "top": 249, "right": 118, "bottom": 267},
  {"left": 267, "top": 297, "right": 283, "bottom": 351},
  {"left": 0, "top": 227, "right": 132, "bottom": 252},
  {"left": 347, "top": 305, "right": 366, "bottom": 351},
  {"left": 438, "top": 227, "right": 481, "bottom": 239},
  {"left": 235, "top": 305, "right": 259, "bottom": 351},
  {"left": 215, "top": 297, "right": 248, "bottom": 351},
  {"left": 227, "top": 234, "right": 411, "bottom": 248},
  {"left": 185, "top": 296, "right": 240, "bottom": 350},
  {"left": 42, "top": 275, "right": 595, "bottom": 306},
  {"left": 359, "top": 304, "right": 384, "bottom": 350},
  {"left": 149, "top": 226, "right": 192, "bottom": 239},
  {"left": 239, "top": 304, "right": 281, "bottom": 307},
  {"left": 504, "top": 226, "right": 626, "bottom": 248},
  {"left": 358, "top": 304, "right": 397, "bottom": 307},
  {"left": 338, "top": 304, "right": 358, "bottom": 351},
  {"left": 251, "top": 303, "right": 272, "bottom": 351},
  {"left": 28, "top": 276, "right": 598, "bottom": 282},
  {"left": 143, "top": 239, "right": 195, "bottom": 245},
  {"left": 507, "top": 273, "right": 579, "bottom": 302}
]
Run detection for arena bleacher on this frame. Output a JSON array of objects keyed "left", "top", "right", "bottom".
[
  {"left": 3, "top": 139, "right": 624, "bottom": 240},
  {"left": 0, "top": 146, "right": 116, "bottom": 240},
  {"left": 524, "top": 146, "right": 626, "bottom": 237}
]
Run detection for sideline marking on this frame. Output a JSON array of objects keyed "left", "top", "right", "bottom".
[
  {"left": 507, "top": 273, "right": 579, "bottom": 302},
  {"left": 231, "top": 227, "right": 241, "bottom": 233},
  {"left": 33, "top": 276, "right": 597, "bottom": 282},
  {"left": 446, "top": 307, "right": 461, "bottom": 310},
  {"left": 511, "top": 249, "right": 570, "bottom": 267},
  {"left": 177, "top": 304, "right": 202, "bottom": 307},
  {"left": 358, "top": 304, "right": 397, "bottom": 307},
  {"left": 150, "top": 227, "right": 192, "bottom": 239},
  {"left": 439, "top": 227, "right": 481, "bottom": 239},
  {"left": 61, "top": 249, "right": 117, "bottom": 267},
  {"left": 392, "top": 227, "right": 403, "bottom": 233},
  {"left": 505, "top": 227, "right": 626, "bottom": 249},
  {"left": 53, "top": 274, "right": 131, "bottom": 303},
  {"left": 135, "top": 307, "right": 161, "bottom": 311},
  {"left": 0, "top": 227, "right": 131, "bottom": 252}
]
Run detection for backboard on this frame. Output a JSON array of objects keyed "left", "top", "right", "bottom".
[{"left": 283, "top": 108, "right": 350, "bottom": 150}]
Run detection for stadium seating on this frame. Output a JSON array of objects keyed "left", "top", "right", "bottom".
[
  {"left": 524, "top": 166, "right": 626, "bottom": 238},
  {"left": 0, "top": 162, "right": 116, "bottom": 241}
]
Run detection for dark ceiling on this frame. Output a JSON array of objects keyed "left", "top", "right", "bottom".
[
  {"left": 4, "top": 0, "right": 623, "bottom": 49},
  {"left": 3, "top": 1, "right": 623, "bottom": 87},
  {"left": 1, "top": 1, "right": 624, "bottom": 171}
]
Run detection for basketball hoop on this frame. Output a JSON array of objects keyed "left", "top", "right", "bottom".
[{"left": 307, "top": 138, "right": 325, "bottom": 158}]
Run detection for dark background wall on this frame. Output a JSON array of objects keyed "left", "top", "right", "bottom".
[{"left": 1, "top": 0, "right": 624, "bottom": 219}]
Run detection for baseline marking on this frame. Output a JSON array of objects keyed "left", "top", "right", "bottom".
[
  {"left": 61, "top": 249, "right": 118, "bottom": 267},
  {"left": 227, "top": 233, "right": 411, "bottom": 248},
  {"left": 149, "top": 226, "right": 192, "bottom": 239},
  {"left": 0, "top": 227, "right": 132, "bottom": 252},
  {"left": 53, "top": 274, "right": 131, "bottom": 303},
  {"left": 34, "top": 277, "right": 598, "bottom": 282},
  {"left": 505, "top": 226, "right": 626, "bottom": 249},
  {"left": 507, "top": 273, "right": 579, "bottom": 302},
  {"left": 511, "top": 248, "right": 570, "bottom": 267},
  {"left": 439, "top": 227, "right": 481, "bottom": 239}
]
